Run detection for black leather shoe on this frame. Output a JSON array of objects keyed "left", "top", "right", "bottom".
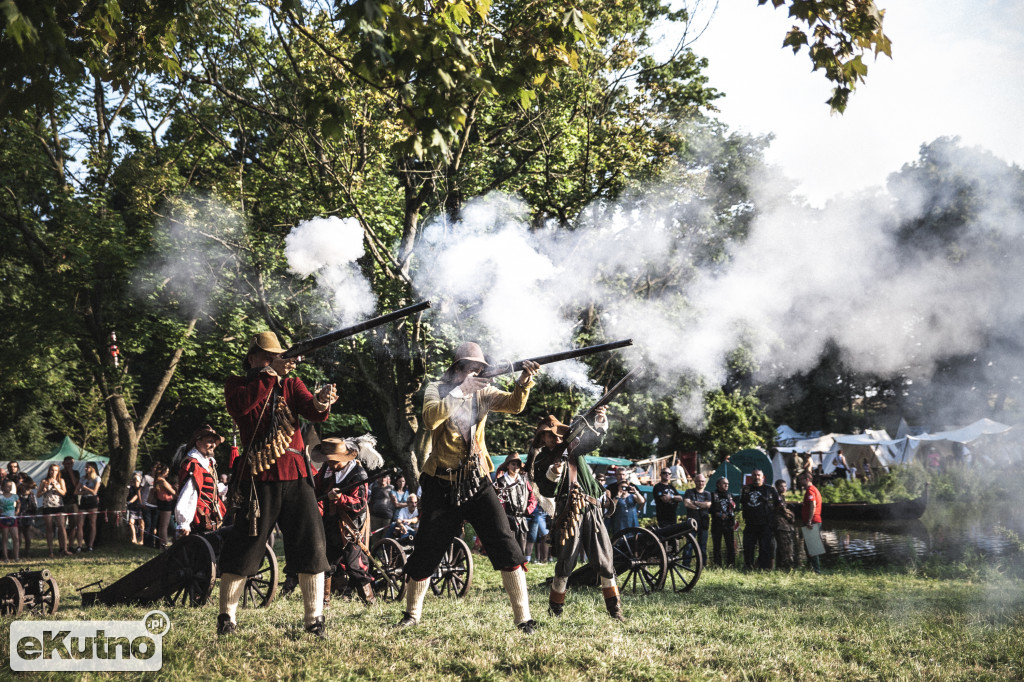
[
  {"left": 216, "top": 614, "right": 236, "bottom": 636},
  {"left": 516, "top": 619, "right": 537, "bottom": 634},
  {"left": 548, "top": 600, "right": 563, "bottom": 617},
  {"left": 305, "top": 616, "right": 326, "bottom": 638},
  {"left": 394, "top": 612, "right": 418, "bottom": 629}
]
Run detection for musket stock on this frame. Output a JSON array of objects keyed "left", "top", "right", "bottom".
[
  {"left": 282, "top": 300, "right": 430, "bottom": 359},
  {"left": 477, "top": 339, "right": 632, "bottom": 378}
]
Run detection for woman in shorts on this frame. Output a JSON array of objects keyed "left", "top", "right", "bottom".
[
  {"left": 152, "top": 463, "right": 177, "bottom": 549},
  {"left": 0, "top": 480, "right": 20, "bottom": 561},
  {"left": 36, "top": 464, "right": 71, "bottom": 556},
  {"left": 76, "top": 462, "right": 102, "bottom": 551},
  {"left": 127, "top": 472, "right": 145, "bottom": 545}
]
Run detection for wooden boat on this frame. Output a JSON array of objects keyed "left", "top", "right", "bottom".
[{"left": 787, "top": 486, "right": 928, "bottom": 522}]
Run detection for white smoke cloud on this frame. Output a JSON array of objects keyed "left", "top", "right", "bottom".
[
  {"left": 285, "top": 216, "right": 375, "bottom": 325},
  {"left": 410, "top": 138, "right": 1024, "bottom": 431}
]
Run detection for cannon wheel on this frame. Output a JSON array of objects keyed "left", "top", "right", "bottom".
[
  {"left": 664, "top": 532, "right": 703, "bottom": 592},
  {"left": 611, "top": 526, "right": 667, "bottom": 594},
  {"left": 430, "top": 537, "right": 473, "bottom": 598},
  {"left": 163, "top": 535, "right": 217, "bottom": 607},
  {"left": 242, "top": 543, "right": 278, "bottom": 608},
  {"left": 34, "top": 573, "right": 61, "bottom": 615},
  {"left": 370, "top": 538, "right": 407, "bottom": 601},
  {"left": 0, "top": 575, "right": 25, "bottom": 617}
]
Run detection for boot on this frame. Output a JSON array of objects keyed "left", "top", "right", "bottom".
[
  {"left": 357, "top": 582, "right": 376, "bottom": 606},
  {"left": 548, "top": 588, "right": 565, "bottom": 617},
  {"left": 305, "top": 615, "right": 326, "bottom": 638},
  {"left": 603, "top": 586, "right": 625, "bottom": 622},
  {"left": 323, "top": 575, "right": 332, "bottom": 609}
]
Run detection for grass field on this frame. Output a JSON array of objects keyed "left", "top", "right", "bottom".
[{"left": 2, "top": 543, "right": 1022, "bottom": 681}]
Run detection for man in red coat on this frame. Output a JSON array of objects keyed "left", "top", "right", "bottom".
[
  {"left": 174, "top": 425, "right": 227, "bottom": 535},
  {"left": 218, "top": 331, "right": 338, "bottom": 637}
]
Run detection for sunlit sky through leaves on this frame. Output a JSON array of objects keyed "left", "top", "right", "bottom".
[{"left": 683, "top": 0, "right": 1024, "bottom": 206}]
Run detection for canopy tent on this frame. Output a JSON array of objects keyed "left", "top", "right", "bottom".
[
  {"left": 45, "top": 436, "right": 109, "bottom": 463},
  {"left": 833, "top": 429, "right": 902, "bottom": 473},
  {"left": 904, "top": 418, "right": 1015, "bottom": 466},
  {"left": 729, "top": 448, "right": 774, "bottom": 485},
  {"left": 771, "top": 450, "right": 792, "bottom": 489},
  {"left": 0, "top": 459, "right": 102, "bottom": 485}
]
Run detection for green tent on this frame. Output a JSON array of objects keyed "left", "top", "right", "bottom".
[
  {"left": 710, "top": 460, "right": 744, "bottom": 498},
  {"left": 729, "top": 448, "right": 773, "bottom": 485},
  {"left": 44, "top": 436, "right": 109, "bottom": 463}
]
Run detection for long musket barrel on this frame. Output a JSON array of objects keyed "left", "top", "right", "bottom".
[
  {"left": 562, "top": 367, "right": 642, "bottom": 453},
  {"left": 477, "top": 339, "right": 632, "bottom": 378},
  {"left": 282, "top": 300, "right": 431, "bottom": 359}
]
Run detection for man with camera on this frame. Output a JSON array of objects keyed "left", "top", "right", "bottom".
[{"left": 604, "top": 468, "right": 645, "bottom": 535}]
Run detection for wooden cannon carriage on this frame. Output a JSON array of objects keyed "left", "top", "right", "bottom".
[
  {"left": 0, "top": 569, "right": 60, "bottom": 616},
  {"left": 81, "top": 527, "right": 277, "bottom": 608}
]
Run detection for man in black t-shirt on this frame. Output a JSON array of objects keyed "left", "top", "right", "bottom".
[
  {"left": 740, "top": 469, "right": 780, "bottom": 570},
  {"left": 710, "top": 477, "right": 737, "bottom": 567},
  {"left": 652, "top": 469, "right": 682, "bottom": 528},
  {"left": 682, "top": 474, "right": 712, "bottom": 565},
  {"left": 368, "top": 474, "right": 395, "bottom": 534}
]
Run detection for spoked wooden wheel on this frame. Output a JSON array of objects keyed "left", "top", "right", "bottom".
[
  {"left": 242, "top": 543, "right": 278, "bottom": 607},
  {"left": 611, "top": 526, "right": 667, "bottom": 594},
  {"left": 370, "top": 538, "right": 407, "bottom": 601},
  {"left": 664, "top": 532, "right": 703, "bottom": 592},
  {"left": 163, "top": 535, "right": 217, "bottom": 607},
  {"left": 32, "top": 570, "right": 61, "bottom": 615},
  {"left": 0, "top": 575, "right": 25, "bottom": 616},
  {"left": 430, "top": 537, "right": 473, "bottom": 598}
]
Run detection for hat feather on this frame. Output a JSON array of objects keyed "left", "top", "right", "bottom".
[{"left": 345, "top": 434, "right": 384, "bottom": 470}]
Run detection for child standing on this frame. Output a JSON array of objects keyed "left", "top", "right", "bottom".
[{"left": 0, "top": 480, "right": 21, "bottom": 561}]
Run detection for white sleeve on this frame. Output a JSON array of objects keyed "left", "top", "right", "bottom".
[{"left": 174, "top": 478, "right": 198, "bottom": 528}]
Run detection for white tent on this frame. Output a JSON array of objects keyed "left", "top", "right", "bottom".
[{"left": 770, "top": 450, "right": 792, "bottom": 488}]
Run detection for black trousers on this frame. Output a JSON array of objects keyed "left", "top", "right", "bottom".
[
  {"left": 743, "top": 523, "right": 775, "bottom": 570},
  {"left": 711, "top": 524, "right": 736, "bottom": 567},
  {"left": 323, "top": 516, "right": 370, "bottom": 587},
  {"left": 405, "top": 474, "right": 526, "bottom": 581},
  {"left": 219, "top": 479, "right": 329, "bottom": 576}
]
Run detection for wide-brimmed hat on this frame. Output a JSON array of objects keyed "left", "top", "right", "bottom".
[
  {"left": 504, "top": 453, "right": 523, "bottom": 467},
  {"left": 534, "top": 415, "right": 570, "bottom": 439},
  {"left": 311, "top": 438, "right": 356, "bottom": 464},
  {"left": 451, "top": 341, "right": 489, "bottom": 369},
  {"left": 188, "top": 424, "right": 225, "bottom": 448},
  {"left": 247, "top": 331, "right": 286, "bottom": 355}
]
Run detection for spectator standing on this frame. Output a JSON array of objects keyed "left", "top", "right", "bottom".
[
  {"left": 60, "top": 457, "right": 81, "bottom": 552},
  {"left": 496, "top": 453, "right": 537, "bottom": 554},
  {"left": 389, "top": 473, "right": 410, "bottom": 521},
  {"left": 682, "top": 474, "right": 712, "bottom": 565},
  {"left": 0, "top": 480, "right": 20, "bottom": 561},
  {"left": 127, "top": 472, "right": 145, "bottom": 545},
  {"left": 710, "top": 477, "right": 737, "bottom": 568},
  {"left": 605, "top": 469, "right": 645, "bottom": 535},
  {"left": 16, "top": 476, "right": 37, "bottom": 558},
  {"left": 525, "top": 505, "right": 549, "bottom": 564},
  {"left": 740, "top": 469, "right": 779, "bottom": 570},
  {"left": 832, "top": 449, "right": 849, "bottom": 480},
  {"left": 798, "top": 472, "right": 824, "bottom": 573},
  {"left": 141, "top": 464, "right": 158, "bottom": 548},
  {"left": 151, "top": 463, "right": 177, "bottom": 549},
  {"left": 368, "top": 474, "right": 395, "bottom": 534},
  {"left": 652, "top": 469, "right": 683, "bottom": 528},
  {"left": 76, "top": 462, "right": 102, "bottom": 551},
  {"left": 773, "top": 479, "right": 800, "bottom": 569},
  {"left": 37, "top": 464, "right": 70, "bottom": 557}
]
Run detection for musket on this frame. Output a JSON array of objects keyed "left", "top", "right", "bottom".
[
  {"left": 281, "top": 301, "right": 431, "bottom": 359},
  {"left": 477, "top": 339, "right": 632, "bottom": 379},
  {"left": 560, "top": 367, "right": 642, "bottom": 459},
  {"left": 316, "top": 466, "right": 400, "bottom": 502}
]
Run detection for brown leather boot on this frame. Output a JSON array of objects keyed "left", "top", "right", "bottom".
[
  {"left": 323, "top": 575, "right": 332, "bottom": 609},
  {"left": 603, "top": 586, "right": 625, "bottom": 622},
  {"left": 357, "top": 582, "right": 376, "bottom": 606}
]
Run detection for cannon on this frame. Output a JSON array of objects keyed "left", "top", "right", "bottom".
[
  {"left": 566, "top": 519, "right": 703, "bottom": 594},
  {"left": 0, "top": 569, "right": 60, "bottom": 617},
  {"left": 365, "top": 533, "right": 474, "bottom": 602},
  {"left": 80, "top": 526, "right": 277, "bottom": 608}
]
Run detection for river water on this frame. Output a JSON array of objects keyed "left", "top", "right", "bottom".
[{"left": 819, "top": 517, "right": 1023, "bottom": 566}]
